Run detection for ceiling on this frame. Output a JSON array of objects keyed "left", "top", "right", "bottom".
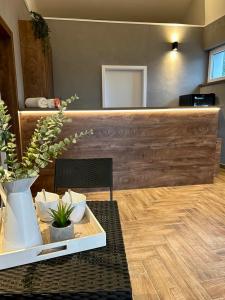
[{"left": 25, "top": 0, "right": 205, "bottom": 25}]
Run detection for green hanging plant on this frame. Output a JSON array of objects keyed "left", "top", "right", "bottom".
[{"left": 30, "top": 11, "right": 50, "bottom": 54}]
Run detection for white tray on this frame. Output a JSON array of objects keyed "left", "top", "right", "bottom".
[{"left": 0, "top": 205, "right": 106, "bottom": 270}]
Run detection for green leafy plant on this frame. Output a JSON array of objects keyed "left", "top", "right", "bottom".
[
  {"left": 0, "top": 95, "right": 93, "bottom": 182},
  {"left": 0, "top": 101, "right": 18, "bottom": 180},
  {"left": 49, "top": 201, "right": 74, "bottom": 228},
  {"left": 30, "top": 11, "right": 50, "bottom": 53}
]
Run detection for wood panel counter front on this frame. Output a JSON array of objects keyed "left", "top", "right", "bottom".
[{"left": 19, "top": 108, "right": 220, "bottom": 193}]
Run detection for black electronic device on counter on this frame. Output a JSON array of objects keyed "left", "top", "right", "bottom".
[{"left": 179, "top": 93, "right": 216, "bottom": 106}]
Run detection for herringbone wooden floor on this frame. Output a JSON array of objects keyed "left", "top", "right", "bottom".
[{"left": 86, "top": 169, "right": 225, "bottom": 300}]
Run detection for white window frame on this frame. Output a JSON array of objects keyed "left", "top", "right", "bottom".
[
  {"left": 102, "top": 65, "right": 147, "bottom": 108},
  {"left": 208, "top": 44, "right": 225, "bottom": 83}
]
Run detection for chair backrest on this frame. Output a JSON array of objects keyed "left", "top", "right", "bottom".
[{"left": 54, "top": 158, "right": 113, "bottom": 200}]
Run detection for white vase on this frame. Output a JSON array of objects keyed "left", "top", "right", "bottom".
[{"left": 2, "top": 177, "right": 43, "bottom": 251}]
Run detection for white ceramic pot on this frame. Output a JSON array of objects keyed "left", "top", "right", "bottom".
[
  {"left": 62, "top": 191, "right": 86, "bottom": 223},
  {"left": 2, "top": 177, "right": 43, "bottom": 251},
  {"left": 50, "top": 221, "right": 74, "bottom": 242},
  {"left": 35, "top": 191, "right": 59, "bottom": 222},
  {"left": 70, "top": 201, "right": 86, "bottom": 223}
]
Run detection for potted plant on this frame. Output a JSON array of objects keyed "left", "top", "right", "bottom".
[
  {"left": 0, "top": 96, "right": 92, "bottom": 251},
  {"left": 30, "top": 11, "right": 50, "bottom": 53},
  {"left": 49, "top": 201, "right": 74, "bottom": 242}
]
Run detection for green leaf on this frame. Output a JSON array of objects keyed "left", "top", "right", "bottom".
[{"left": 49, "top": 201, "right": 74, "bottom": 227}]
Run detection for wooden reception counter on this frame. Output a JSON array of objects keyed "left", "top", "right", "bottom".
[{"left": 19, "top": 107, "right": 220, "bottom": 193}]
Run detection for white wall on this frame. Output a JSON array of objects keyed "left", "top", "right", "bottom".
[
  {"left": 0, "top": 0, "right": 30, "bottom": 108},
  {"left": 205, "top": 0, "right": 225, "bottom": 25}
]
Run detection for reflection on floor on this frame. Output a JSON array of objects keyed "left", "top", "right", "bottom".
[{"left": 86, "top": 169, "right": 225, "bottom": 300}]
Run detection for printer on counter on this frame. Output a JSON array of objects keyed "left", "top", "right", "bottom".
[{"left": 179, "top": 93, "right": 216, "bottom": 106}]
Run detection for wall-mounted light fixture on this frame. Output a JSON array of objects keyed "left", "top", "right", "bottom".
[{"left": 172, "top": 41, "right": 179, "bottom": 51}]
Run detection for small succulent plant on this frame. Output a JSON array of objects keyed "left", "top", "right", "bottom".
[{"left": 49, "top": 201, "right": 74, "bottom": 228}]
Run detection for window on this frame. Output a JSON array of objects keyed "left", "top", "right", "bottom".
[{"left": 208, "top": 44, "right": 225, "bottom": 82}]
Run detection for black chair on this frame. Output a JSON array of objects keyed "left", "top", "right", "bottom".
[{"left": 54, "top": 158, "right": 113, "bottom": 201}]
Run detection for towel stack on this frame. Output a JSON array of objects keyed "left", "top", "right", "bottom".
[{"left": 25, "top": 97, "right": 61, "bottom": 109}]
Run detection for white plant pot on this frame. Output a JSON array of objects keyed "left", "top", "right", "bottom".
[
  {"left": 2, "top": 177, "right": 43, "bottom": 251},
  {"left": 62, "top": 191, "right": 86, "bottom": 223},
  {"left": 50, "top": 221, "right": 74, "bottom": 242},
  {"left": 70, "top": 201, "right": 86, "bottom": 223},
  {"left": 35, "top": 191, "right": 59, "bottom": 222}
]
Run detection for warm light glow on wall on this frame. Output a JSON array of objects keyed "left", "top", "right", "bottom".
[
  {"left": 164, "top": 28, "right": 182, "bottom": 53},
  {"left": 169, "top": 49, "right": 179, "bottom": 60},
  {"left": 164, "top": 26, "right": 186, "bottom": 44},
  {"left": 171, "top": 33, "right": 179, "bottom": 43}
]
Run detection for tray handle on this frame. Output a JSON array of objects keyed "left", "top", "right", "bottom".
[{"left": 37, "top": 242, "right": 69, "bottom": 259}]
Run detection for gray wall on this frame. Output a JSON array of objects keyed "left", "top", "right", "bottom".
[
  {"left": 201, "top": 15, "right": 225, "bottom": 164},
  {"left": 200, "top": 82, "right": 225, "bottom": 164},
  {"left": 48, "top": 19, "right": 207, "bottom": 109},
  {"left": 0, "top": 0, "right": 30, "bottom": 108},
  {"left": 203, "top": 14, "right": 225, "bottom": 50}
]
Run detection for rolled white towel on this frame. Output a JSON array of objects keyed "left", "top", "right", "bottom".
[{"left": 25, "top": 97, "right": 48, "bottom": 108}]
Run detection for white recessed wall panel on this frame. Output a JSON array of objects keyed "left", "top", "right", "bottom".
[{"left": 102, "top": 66, "right": 147, "bottom": 108}]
